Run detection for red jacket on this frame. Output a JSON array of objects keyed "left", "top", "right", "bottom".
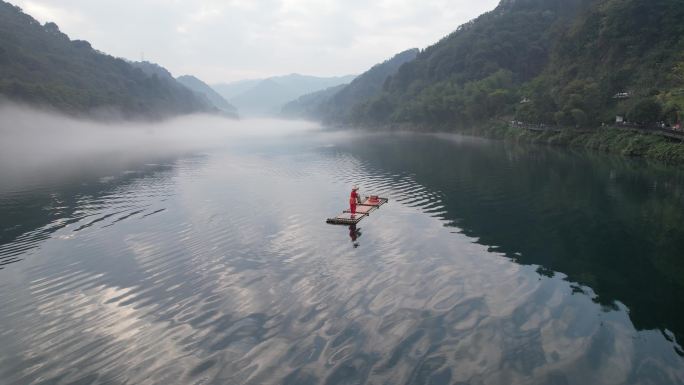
[{"left": 350, "top": 190, "right": 359, "bottom": 205}]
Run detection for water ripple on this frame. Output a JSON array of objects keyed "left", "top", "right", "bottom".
[{"left": 0, "top": 131, "right": 683, "bottom": 384}]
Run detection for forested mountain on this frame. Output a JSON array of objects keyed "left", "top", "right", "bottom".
[
  {"left": 523, "top": 0, "right": 684, "bottom": 127},
  {"left": 215, "top": 74, "right": 356, "bottom": 117},
  {"left": 279, "top": 49, "right": 418, "bottom": 122},
  {"left": 319, "top": 49, "right": 419, "bottom": 123},
  {"left": 330, "top": 0, "right": 684, "bottom": 129},
  {"left": 213, "top": 79, "right": 262, "bottom": 101},
  {"left": 269, "top": 73, "right": 356, "bottom": 95},
  {"left": 129, "top": 61, "right": 177, "bottom": 81},
  {"left": 280, "top": 84, "right": 347, "bottom": 119},
  {"left": 0, "top": 1, "right": 213, "bottom": 119},
  {"left": 228, "top": 78, "right": 293, "bottom": 116},
  {"left": 177, "top": 75, "right": 238, "bottom": 117}
]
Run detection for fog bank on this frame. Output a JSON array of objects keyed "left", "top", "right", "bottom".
[{"left": 0, "top": 103, "right": 320, "bottom": 191}]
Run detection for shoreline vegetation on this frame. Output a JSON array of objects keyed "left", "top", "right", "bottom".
[
  {"left": 486, "top": 122, "right": 684, "bottom": 165},
  {"left": 340, "top": 121, "right": 684, "bottom": 165},
  {"left": 290, "top": 0, "right": 684, "bottom": 168}
]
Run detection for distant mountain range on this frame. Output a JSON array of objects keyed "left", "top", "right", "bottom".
[
  {"left": 280, "top": 84, "right": 347, "bottom": 120},
  {"left": 279, "top": 49, "right": 419, "bottom": 122},
  {"left": 8, "top": 0, "right": 677, "bottom": 129},
  {"left": 128, "top": 61, "right": 239, "bottom": 117},
  {"left": 214, "top": 74, "right": 356, "bottom": 117},
  {"left": 213, "top": 80, "right": 263, "bottom": 101},
  {"left": 176, "top": 75, "right": 238, "bottom": 118},
  {"left": 0, "top": 1, "right": 233, "bottom": 120}
]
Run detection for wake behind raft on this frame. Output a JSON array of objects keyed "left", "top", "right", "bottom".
[{"left": 326, "top": 195, "right": 389, "bottom": 225}]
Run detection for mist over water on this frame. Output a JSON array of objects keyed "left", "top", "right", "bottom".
[
  {"left": 1, "top": 109, "right": 684, "bottom": 384},
  {"left": 0, "top": 103, "right": 319, "bottom": 191}
]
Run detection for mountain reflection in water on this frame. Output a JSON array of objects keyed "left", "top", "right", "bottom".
[
  {"left": 335, "top": 133, "right": 684, "bottom": 347},
  {"left": 0, "top": 127, "right": 683, "bottom": 385}
]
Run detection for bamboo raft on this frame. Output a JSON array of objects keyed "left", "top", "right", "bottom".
[{"left": 326, "top": 196, "right": 389, "bottom": 225}]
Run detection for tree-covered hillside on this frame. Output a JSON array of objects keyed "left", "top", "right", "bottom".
[
  {"left": 177, "top": 75, "right": 239, "bottom": 118},
  {"left": 521, "top": 0, "right": 684, "bottom": 127},
  {"left": 336, "top": 0, "right": 684, "bottom": 130},
  {"left": 279, "top": 49, "right": 418, "bottom": 122},
  {"left": 280, "top": 84, "right": 347, "bottom": 119},
  {"left": 0, "top": 1, "right": 213, "bottom": 119},
  {"left": 319, "top": 49, "right": 419, "bottom": 123}
]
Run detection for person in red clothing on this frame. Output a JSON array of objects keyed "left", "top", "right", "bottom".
[{"left": 349, "top": 185, "right": 361, "bottom": 218}]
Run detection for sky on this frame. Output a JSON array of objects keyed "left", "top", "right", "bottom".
[{"left": 13, "top": 0, "right": 499, "bottom": 84}]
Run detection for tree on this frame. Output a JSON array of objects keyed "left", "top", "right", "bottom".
[
  {"left": 662, "top": 102, "right": 681, "bottom": 125},
  {"left": 628, "top": 98, "right": 663, "bottom": 124},
  {"left": 674, "top": 63, "right": 684, "bottom": 83},
  {"left": 554, "top": 109, "right": 574, "bottom": 126},
  {"left": 571, "top": 108, "right": 588, "bottom": 126}
]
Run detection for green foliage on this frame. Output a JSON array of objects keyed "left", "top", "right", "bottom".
[
  {"left": 0, "top": 1, "right": 212, "bottom": 118},
  {"left": 331, "top": 0, "right": 684, "bottom": 131},
  {"left": 571, "top": 109, "right": 588, "bottom": 126},
  {"left": 662, "top": 101, "right": 681, "bottom": 124},
  {"left": 317, "top": 49, "right": 419, "bottom": 123},
  {"left": 627, "top": 98, "right": 663, "bottom": 123},
  {"left": 499, "top": 125, "right": 684, "bottom": 164},
  {"left": 342, "top": 0, "right": 592, "bottom": 127},
  {"left": 280, "top": 84, "right": 346, "bottom": 119},
  {"left": 674, "top": 63, "right": 684, "bottom": 83},
  {"left": 537, "top": 0, "right": 684, "bottom": 126}
]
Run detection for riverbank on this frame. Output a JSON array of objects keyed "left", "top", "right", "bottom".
[
  {"left": 455, "top": 122, "right": 684, "bottom": 165},
  {"left": 330, "top": 120, "right": 684, "bottom": 165}
]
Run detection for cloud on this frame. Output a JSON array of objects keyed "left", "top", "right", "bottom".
[
  {"left": 10, "top": 0, "right": 499, "bottom": 82},
  {"left": 18, "top": 0, "right": 84, "bottom": 25}
]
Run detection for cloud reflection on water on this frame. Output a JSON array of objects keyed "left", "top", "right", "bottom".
[{"left": 0, "top": 110, "right": 683, "bottom": 384}]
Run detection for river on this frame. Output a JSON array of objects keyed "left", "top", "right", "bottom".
[{"left": 1, "top": 120, "right": 683, "bottom": 385}]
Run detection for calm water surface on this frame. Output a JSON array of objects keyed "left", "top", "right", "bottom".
[{"left": 1, "top": 123, "right": 684, "bottom": 385}]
